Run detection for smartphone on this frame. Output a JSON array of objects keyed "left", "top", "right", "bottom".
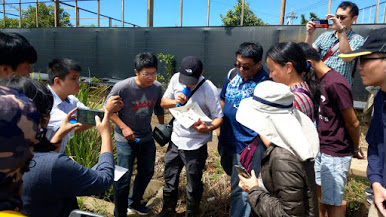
[
  {"left": 77, "top": 108, "right": 104, "bottom": 126},
  {"left": 313, "top": 19, "right": 329, "bottom": 28},
  {"left": 234, "top": 165, "right": 251, "bottom": 178}
]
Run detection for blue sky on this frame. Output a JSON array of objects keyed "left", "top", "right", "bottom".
[{"left": 6, "top": 0, "right": 385, "bottom": 27}]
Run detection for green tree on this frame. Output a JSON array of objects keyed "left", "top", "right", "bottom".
[
  {"left": 220, "top": 0, "right": 266, "bottom": 26},
  {"left": 1, "top": 3, "right": 71, "bottom": 28},
  {"left": 301, "top": 12, "right": 320, "bottom": 24}
]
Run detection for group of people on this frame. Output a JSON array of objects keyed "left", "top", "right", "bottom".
[{"left": 0, "top": 1, "right": 385, "bottom": 217}]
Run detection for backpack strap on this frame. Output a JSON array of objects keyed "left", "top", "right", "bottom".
[
  {"left": 322, "top": 34, "right": 356, "bottom": 62},
  {"left": 292, "top": 88, "right": 311, "bottom": 98},
  {"left": 227, "top": 67, "right": 238, "bottom": 83}
]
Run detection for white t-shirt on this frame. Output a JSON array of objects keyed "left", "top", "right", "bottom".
[
  {"left": 46, "top": 85, "right": 88, "bottom": 153},
  {"left": 163, "top": 73, "right": 223, "bottom": 150}
]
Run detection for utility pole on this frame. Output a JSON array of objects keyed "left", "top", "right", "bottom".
[
  {"left": 2, "top": 0, "right": 5, "bottom": 28},
  {"left": 384, "top": 2, "right": 386, "bottom": 23},
  {"left": 122, "top": 0, "right": 124, "bottom": 27},
  {"left": 36, "top": 0, "right": 38, "bottom": 27},
  {"left": 147, "top": 0, "right": 153, "bottom": 27},
  {"left": 327, "top": 0, "right": 332, "bottom": 14},
  {"left": 375, "top": 0, "right": 380, "bottom": 23},
  {"left": 97, "top": 0, "right": 100, "bottom": 27},
  {"left": 240, "top": 0, "right": 245, "bottom": 26},
  {"left": 18, "top": 0, "right": 21, "bottom": 27},
  {"left": 285, "top": 7, "right": 298, "bottom": 25},
  {"left": 206, "top": 0, "right": 210, "bottom": 26},
  {"left": 75, "top": 0, "right": 78, "bottom": 27},
  {"left": 180, "top": 0, "right": 183, "bottom": 27},
  {"left": 54, "top": 0, "right": 59, "bottom": 27},
  {"left": 280, "top": 0, "right": 286, "bottom": 25}
]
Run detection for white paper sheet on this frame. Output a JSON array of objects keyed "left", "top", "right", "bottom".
[
  {"left": 114, "top": 165, "right": 128, "bottom": 181},
  {"left": 169, "top": 102, "right": 212, "bottom": 128}
]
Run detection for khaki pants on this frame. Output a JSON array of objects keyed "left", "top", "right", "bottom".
[{"left": 369, "top": 203, "right": 384, "bottom": 217}]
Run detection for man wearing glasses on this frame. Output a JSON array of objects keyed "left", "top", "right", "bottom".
[
  {"left": 339, "top": 27, "right": 386, "bottom": 217},
  {"left": 305, "top": 1, "right": 364, "bottom": 85},
  {"left": 107, "top": 52, "right": 164, "bottom": 216},
  {"left": 218, "top": 42, "right": 268, "bottom": 217}
]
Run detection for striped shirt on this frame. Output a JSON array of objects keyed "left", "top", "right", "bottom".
[
  {"left": 290, "top": 81, "right": 315, "bottom": 122},
  {"left": 313, "top": 29, "right": 364, "bottom": 85}
]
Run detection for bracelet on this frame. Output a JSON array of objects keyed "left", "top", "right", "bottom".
[
  {"left": 208, "top": 125, "right": 214, "bottom": 134},
  {"left": 354, "top": 147, "right": 360, "bottom": 152}
]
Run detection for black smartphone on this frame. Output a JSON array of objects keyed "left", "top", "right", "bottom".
[
  {"left": 313, "top": 19, "right": 329, "bottom": 28},
  {"left": 234, "top": 165, "right": 251, "bottom": 178},
  {"left": 77, "top": 108, "right": 104, "bottom": 126}
]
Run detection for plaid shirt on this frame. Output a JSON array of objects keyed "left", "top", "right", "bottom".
[
  {"left": 314, "top": 29, "right": 364, "bottom": 85},
  {"left": 290, "top": 81, "right": 315, "bottom": 122}
]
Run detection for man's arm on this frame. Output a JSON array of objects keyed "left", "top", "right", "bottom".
[
  {"left": 340, "top": 107, "right": 365, "bottom": 159},
  {"left": 110, "top": 113, "right": 135, "bottom": 141},
  {"left": 305, "top": 19, "right": 319, "bottom": 51}
]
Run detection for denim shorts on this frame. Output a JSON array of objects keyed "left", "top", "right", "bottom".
[{"left": 314, "top": 152, "right": 352, "bottom": 206}]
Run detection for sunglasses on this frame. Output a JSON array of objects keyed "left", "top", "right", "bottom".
[
  {"left": 336, "top": 15, "right": 348, "bottom": 20},
  {"left": 234, "top": 62, "right": 257, "bottom": 71},
  {"left": 358, "top": 56, "right": 386, "bottom": 66}
]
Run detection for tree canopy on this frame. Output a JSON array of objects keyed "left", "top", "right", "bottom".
[
  {"left": 220, "top": 0, "right": 266, "bottom": 26},
  {"left": 1, "top": 3, "right": 71, "bottom": 28},
  {"left": 301, "top": 12, "right": 320, "bottom": 24}
]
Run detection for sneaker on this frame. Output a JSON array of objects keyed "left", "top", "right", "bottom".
[{"left": 128, "top": 204, "right": 151, "bottom": 216}]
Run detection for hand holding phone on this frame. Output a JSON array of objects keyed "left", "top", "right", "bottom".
[
  {"left": 313, "top": 19, "right": 329, "bottom": 28},
  {"left": 77, "top": 108, "right": 105, "bottom": 126},
  {"left": 234, "top": 165, "right": 251, "bottom": 178}
]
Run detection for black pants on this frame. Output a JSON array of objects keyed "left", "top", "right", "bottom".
[{"left": 162, "top": 141, "right": 208, "bottom": 202}]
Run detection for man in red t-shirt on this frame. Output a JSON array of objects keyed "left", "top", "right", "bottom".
[{"left": 299, "top": 42, "right": 366, "bottom": 217}]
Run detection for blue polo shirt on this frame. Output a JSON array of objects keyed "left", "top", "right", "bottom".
[
  {"left": 218, "top": 67, "right": 268, "bottom": 153},
  {"left": 367, "top": 90, "right": 386, "bottom": 186}
]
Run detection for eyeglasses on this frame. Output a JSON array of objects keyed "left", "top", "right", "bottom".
[
  {"left": 336, "top": 15, "right": 348, "bottom": 20},
  {"left": 358, "top": 56, "right": 386, "bottom": 66},
  {"left": 234, "top": 62, "right": 257, "bottom": 71},
  {"left": 142, "top": 72, "right": 157, "bottom": 78}
]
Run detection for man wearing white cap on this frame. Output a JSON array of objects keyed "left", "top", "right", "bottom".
[{"left": 339, "top": 27, "right": 386, "bottom": 217}]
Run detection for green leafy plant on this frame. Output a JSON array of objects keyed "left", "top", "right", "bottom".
[{"left": 157, "top": 53, "right": 176, "bottom": 90}]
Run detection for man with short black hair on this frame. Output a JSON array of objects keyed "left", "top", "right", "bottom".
[
  {"left": 0, "top": 32, "right": 37, "bottom": 78},
  {"left": 305, "top": 1, "right": 364, "bottom": 85},
  {"left": 46, "top": 58, "right": 90, "bottom": 153},
  {"left": 218, "top": 42, "right": 268, "bottom": 217},
  {"left": 339, "top": 27, "right": 386, "bottom": 217},
  {"left": 107, "top": 52, "right": 164, "bottom": 217}
]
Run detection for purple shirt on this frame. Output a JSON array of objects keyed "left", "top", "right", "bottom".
[{"left": 317, "top": 69, "right": 354, "bottom": 156}]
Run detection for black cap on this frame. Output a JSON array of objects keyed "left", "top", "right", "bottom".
[
  {"left": 339, "top": 27, "right": 386, "bottom": 58},
  {"left": 179, "top": 56, "right": 203, "bottom": 85}
]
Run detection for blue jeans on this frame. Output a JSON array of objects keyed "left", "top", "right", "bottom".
[
  {"left": 218, "top": 142, "right": 266, "bottom": 217},
  {"left": 114, "top": 140, "right": 155, "bottom": 217}
]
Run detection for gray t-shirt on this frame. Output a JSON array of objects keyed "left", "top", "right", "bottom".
[{"left": 107, "top": 77, "right": 164, "bottom": 143}]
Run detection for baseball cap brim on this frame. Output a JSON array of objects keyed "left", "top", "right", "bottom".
[
  {"left": 179, "top": 73, "right": 199, "bottom": 85},
  {"left": 339, "top": 49, "right": 372, "bottom": 58}
]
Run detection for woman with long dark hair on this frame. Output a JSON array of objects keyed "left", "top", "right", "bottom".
[{"left": 266, "top": 41, "right": 321, "bottom": 122}]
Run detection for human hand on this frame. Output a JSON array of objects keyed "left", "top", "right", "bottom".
[
  {"left": 175, "top": 93, "right": 188, "bottom": 106},
  {"left": 238, "top": 170, "right": 259, "bottom": 193},
  {"left": 306, "top": 19, "right": 316, "bottom": 35},
  {"left": 326, "top": 14, "right": 343, "bottom": 31},
  {"left": 95, "top": 111, "right": 111, "bottom": 136},
  {"left": 122, "top": 126, "right": 135, "bottom": 141},
  {"left": 59, "top": 108, "right": 81, "bottom": 134},
  {"left": 353, "top": 147, "right": 367, "bottom": 160},
  {"left": 192, "top": 119, "right": 211, "bottom": 134},
  {"left": 373, "top": 183, "right": 386, "bottom": 216},
  {"left": 105, "top": 96, "right": 124, "bottom": 113}
]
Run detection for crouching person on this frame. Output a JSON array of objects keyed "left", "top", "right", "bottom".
[
  {"left": 156, "top": 56, "right": 223, "bottom": 217},
  {"left": 237, "top": 81, "right": 319, "bottom": 217}
]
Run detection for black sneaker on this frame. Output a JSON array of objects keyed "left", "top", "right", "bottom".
[{"left": 128, "top": 204, "right": 151, "bottom": 216}]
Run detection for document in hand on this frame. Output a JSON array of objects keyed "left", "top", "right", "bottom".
[{"left": 169, "top": 102, "right": 212, "bottom": 129}]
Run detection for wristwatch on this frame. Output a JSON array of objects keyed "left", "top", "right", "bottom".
[
  {"left": 208, "top": 125, "right": 214, "bottom": 134},
  {"left": 337, "top": 25, "right": 347, "bottom": 34}
]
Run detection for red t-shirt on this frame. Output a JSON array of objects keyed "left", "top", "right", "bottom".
[{"left": 317, "top": 69, "right": 354, "bottom": 156}]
